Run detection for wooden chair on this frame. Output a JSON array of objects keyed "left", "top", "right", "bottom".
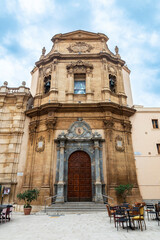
[
  {"left": 132, "top": 206, "right": 146, "bottom": 231},
  {"left": 106, "top": 205, "right": 116, "bottom": 223},
  {"left": 114, "top": 209, "right": 129, "bottom": 231}
]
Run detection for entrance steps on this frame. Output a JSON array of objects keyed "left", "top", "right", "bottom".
[{"left": 41, "top": 202, "right": 107, "bottom": 214}]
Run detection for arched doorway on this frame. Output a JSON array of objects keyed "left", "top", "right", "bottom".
[{"left": 68, "top": 151, "right": 92, "bottom": 202}]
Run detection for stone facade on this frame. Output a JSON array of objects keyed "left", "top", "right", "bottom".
[
  {"left": 23, "top": 30, "right": 141, "bottom": 205},
  {"left": 0, "top": 30, "right": 142, "bottom": 205}
]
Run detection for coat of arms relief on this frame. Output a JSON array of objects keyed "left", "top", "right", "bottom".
[{"left": 67, "top": 42, "right": 93, "bottom": 53}]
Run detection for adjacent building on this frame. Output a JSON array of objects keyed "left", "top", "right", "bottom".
[{"left": 131, "top": 106, "right": 160, "bottom": 203}]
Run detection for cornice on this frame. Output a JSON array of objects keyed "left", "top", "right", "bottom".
[
  {"left": 25, "top": 102, "right": 135, "bottom": 118},
  {"left": 35, "top": 52, "right": 125, "bottom": 68}
]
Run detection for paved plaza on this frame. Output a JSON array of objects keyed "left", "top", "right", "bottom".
[{"left": 0, "top": 212, "right": 160, "bottom": 240}]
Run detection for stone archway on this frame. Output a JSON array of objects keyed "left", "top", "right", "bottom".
[
  {"left": 68, "top": 151, "right": 92, "bottom": 202},
  {"left": 55, "top": 119, "right": 104, "bottom": 203}
]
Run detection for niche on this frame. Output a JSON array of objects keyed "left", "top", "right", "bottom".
[
  {"left": 44, "top": 75, "right": 51, "bottom": 94},
  {"left": 109, "top": 74, "right": 116, "bottom": 93}
]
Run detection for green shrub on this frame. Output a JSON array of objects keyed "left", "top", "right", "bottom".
[
  {"left": 115, "top": 184, "right": 133, "bottom": 203},
  {"left": 17, "top": 189, "right": 39, "bottom": 208}
]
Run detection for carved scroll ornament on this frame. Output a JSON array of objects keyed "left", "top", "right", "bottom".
[
  {"left": 67, "top": 42, "right": 93, "bottom": 53},
  {"left": 45, "top": 118, "right": 57, "bottom": 130},
  {"left": 121, "top": 122, "right": 132, "bottom": 132},
  {"left": 103, "top": 119, "right": 114, "bottom": 129}
]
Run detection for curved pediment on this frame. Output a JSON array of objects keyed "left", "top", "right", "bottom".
[
  {"left": 57, "top": 119, "right": 102, "bottom": 141},
  {"left": 51, "top": 30, "right": 109, "bottom": 42}
]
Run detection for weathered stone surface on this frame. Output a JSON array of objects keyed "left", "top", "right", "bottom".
[{"left": 0, "top": 30, "right": 141, "bottom": 205}]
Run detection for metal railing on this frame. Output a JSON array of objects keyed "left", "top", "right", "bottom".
[
  {"left": 44, "top": 195, "right": 57, "bottom": 213},
  {"left": 102, "top": 194, "right": 114, "bottom": 203}
]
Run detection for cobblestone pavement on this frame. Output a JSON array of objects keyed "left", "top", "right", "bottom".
[{"left": 0, "top": 212, "right": 159, "bottom": 240}]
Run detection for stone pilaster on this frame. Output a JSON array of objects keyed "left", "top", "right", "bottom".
[
  {"left": 101, "top": 59, "right": 110, "bottom": 102},
  {"left": 117, "top": 65, "right": 127, "bottom": 105},
  {"left": 86, "top": 67, "right": 93, "bottom": 102},
  {"left": 66, "top": 68, "right": 74, "bottom": 102},
  {"left": 93, "top": 136, "right": 103, "bottom": 202},
  {"left": 50, "top": 60, "right": 58, "bottom": 102},
  {"left": 23, "top": 120, "right": 39, "bottom": 187},
  {"left": 56, "top": 135, "right": 65, "bottom": 203}
]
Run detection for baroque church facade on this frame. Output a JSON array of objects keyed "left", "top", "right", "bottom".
[{"left": 0, "top": 30, "right": 142, "bottom": 205}]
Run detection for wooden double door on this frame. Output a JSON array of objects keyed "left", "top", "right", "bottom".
[{"left": 68, "top": 151, "right": 92, "bottom": 202}]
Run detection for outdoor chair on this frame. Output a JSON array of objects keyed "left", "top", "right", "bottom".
[
  {"left": 132, "top": 206, "right": 146, "bottom": 231},
  {"left": 114, "top": 209, "right": 129, "bottom": 231},
  {"left": 0, "top": 208, "right": 7, "bottom": 223},
  {"left": 155, "top": 204, "right": 160, "bottom": 226},
  {"left": 106, "top": 205, "right": 116, "bottom": 223},
  {"left": 6, "top": 206, "right": 13, "bottom": 221},
  {"left": 135, "top": 202, "right": 146, "bottom": 207},
  {"left": 145, "top": 203, "right": 156, "bottom": 221}
]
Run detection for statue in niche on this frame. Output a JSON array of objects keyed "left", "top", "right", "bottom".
[{"left": 109, "top": 74, "right": 116, "bottom": 93}]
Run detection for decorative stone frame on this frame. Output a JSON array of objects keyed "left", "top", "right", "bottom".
[
  {"left": 35, "top": 136, "right": 45, "bottom": 152},
  {"left": 115, "top": 135, "right": 124, "bottom": 152},
  {"left": 55, "top": 120, "right": 104, "bottom": 203},
  {"left": 66, "top": 60, "right": 94, "bottom": 101},
  {"left": 66, "top": 60, "right": 93, "bottom": 74}
]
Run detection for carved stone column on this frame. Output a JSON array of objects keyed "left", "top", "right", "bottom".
[
  {"left": 117, "top": 65, "right": 127, "bottom": 105},
  {"left": 93, "top": 133, "right": 103, "bottom": 202},
  {"left": 41, "top": 118, "right": 57, "bottom": 187},
  {"left": 50, "top": 60, "right": 58, "bottom": 102},
  {"left": 103, "top": 118, "right": 117, "bottom": 202},
  {"left": 56, "top": 133, "right": 66, "bottom": 203},
  {"left": 86, "top": 67, "right": 93, "bottom": 102},
  {"left": 101, "top": 59, "right": 110, "bottom": 101},
  {"left": 23, "top": 120, "right": 39, "bottom": 187},
  {"left": 34, "top": 68, "right": 43, "bottom": 107},
  {"left": 67, "top": 68, "right": 74, "bottom": 102}
]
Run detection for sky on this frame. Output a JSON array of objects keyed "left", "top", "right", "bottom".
[{"left": 0, "top": 0, "right": 160, "bottom": 107}]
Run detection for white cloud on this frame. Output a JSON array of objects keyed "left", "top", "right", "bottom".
[
  {"left": 6, "top": 0, "right": 55, "bottom": 24},
  {"left": 149, "top": 32, "right": 160, "bottom": 47},
  {"left": 89, "top": 0, "right": 160, "bottom": 106},
  {"left": 0, "top": 55, "right": 31, "bottom": 87}
]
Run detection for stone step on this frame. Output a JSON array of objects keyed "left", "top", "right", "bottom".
[{"left": 41, "top": 202, "right": 107, "bottom": 214}]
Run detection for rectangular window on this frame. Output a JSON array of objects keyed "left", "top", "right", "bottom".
[
  {"left": 74, "top": 74, "right": 86, "bottom": 94},
  {"left": 152, "top": 119, "right": 159, "bottom": 129},
  {"left": 157, "top": 144, "right": 160, "bottom": 154}
]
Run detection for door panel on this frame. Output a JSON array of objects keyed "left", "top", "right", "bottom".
[{"left": 68, "top": 151, "right": 92, "bottom": 202}]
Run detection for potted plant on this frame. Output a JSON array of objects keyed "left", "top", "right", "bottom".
[
  {"left": 115, "top": 184, "right": 133, "bottom": 203},
  {"left": 17, "top": 188, "right": 39, "bottom": 215}
]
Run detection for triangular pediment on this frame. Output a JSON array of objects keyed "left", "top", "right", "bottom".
[{"left": 51, "top": 30, "right": 109, "bottom": 42}]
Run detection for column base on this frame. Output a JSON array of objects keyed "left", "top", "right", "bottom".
[
  {"left": 86, "top": 91, "right": 94, "bottom": 102},
  {"left": 56, "top": 182, "right": 64, "bottom": 203},
  {"left": 95, "top": 182, "right": 103, "bottom": 203},
  {"left": 66, "top": 92, "right": 74, "bottom": 102},
  {"left": 101, "top": 88, "right": 110, "bottom": 102}
]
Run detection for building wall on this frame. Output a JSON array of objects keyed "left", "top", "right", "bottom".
[
  {"left": 30, "top": 67, "right": 39, "bottom": 97},
  {"left": 0, "top": 31, "right": 142, "bottom": 206},
  {"left": 22, "top": 30, "right": 141, "bottom": 205},
  {"left": 131, "top": 105, "right": 160, "bottom": 202},
  {"left": 0, "top": 83, "right": 30, "bottom": 204},
  {"left": 122, "top": 67, "right": 133, "bottom": 107}
]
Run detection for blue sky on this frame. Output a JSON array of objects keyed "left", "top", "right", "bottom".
[{"left": 0, "top": 0, "right": 160, "bottom": 107}]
